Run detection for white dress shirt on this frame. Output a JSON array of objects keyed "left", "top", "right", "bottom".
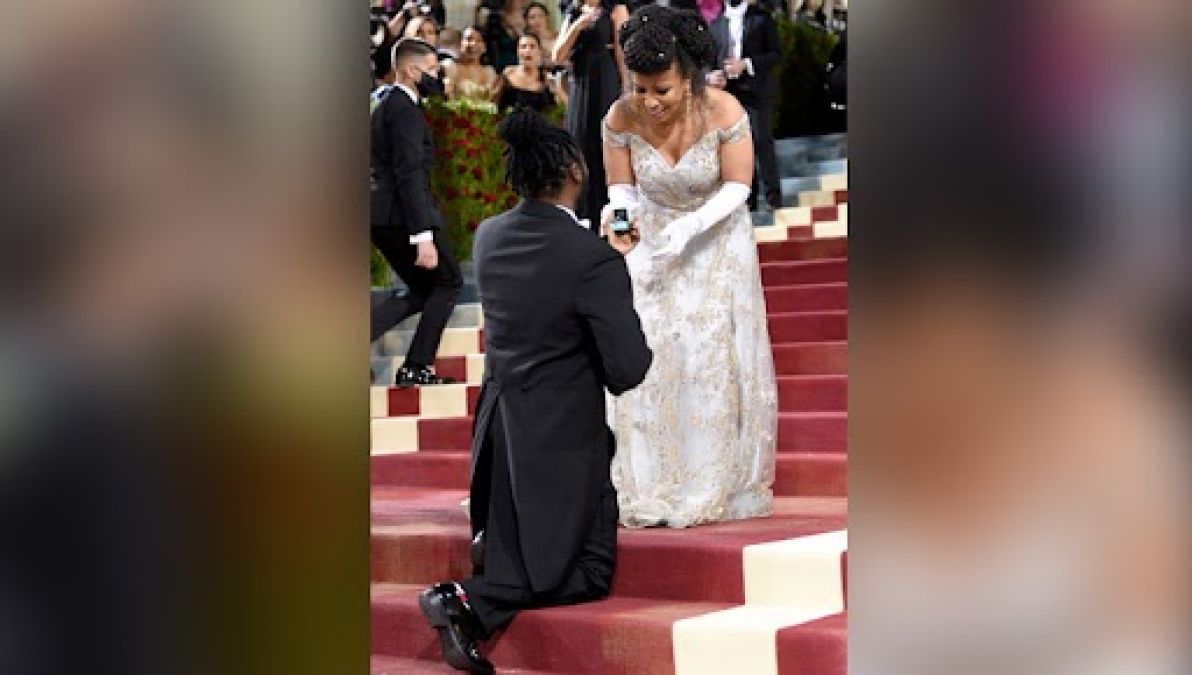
[
  {"left": 724, "top": 2, "right": 754, "bottom": 77},
  {"left": 555, "top": 204, "right": 589, "bottom": 230}
]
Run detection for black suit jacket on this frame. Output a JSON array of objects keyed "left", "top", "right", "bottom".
[
  {"left": 469, "top": 199, "right": 652, "bottom": 592},
  {"left": 626, "top": 0, "right": 700, "bottom": 13},
  {"left": 710, "top": 6, "right": 782, "bottom": 104},
  {"left": 370, "top": 87, "right": 440, "bottom": 236}
]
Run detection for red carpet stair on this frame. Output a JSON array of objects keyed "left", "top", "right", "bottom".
[{"left": 371, "top": 218, "right": 848, "bottom": 673}]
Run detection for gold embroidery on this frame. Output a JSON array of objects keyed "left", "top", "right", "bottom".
[{"left": 607, "top": 113, "right": 777, "bottom": 528}]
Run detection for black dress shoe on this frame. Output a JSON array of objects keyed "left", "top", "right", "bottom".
[
  {"left": 395, "top": 365, "right": 457, "bottom": 387},
  {"left": 418, "top": 582, "right": 494, "bottom": 674},
  {"left": 470, "top": 531, "right": 485, "bottom": 573}
]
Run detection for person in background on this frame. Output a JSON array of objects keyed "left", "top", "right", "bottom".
[
  {"left": 479, "top": 0, "right": 527, "bottom": 72},
  {"left": 371, "top": 16, "right": 399, "bottom": 109},
  {"left": 554, "top": 0, "right": 630, "bottom": 222},
  {"left": 495, "top": 32, "right": 569, "bottom": 112},
  {"left": 522, "top": 2, "right": 559, "bottom": 65},
  {"left": 418, "top": 107, "right": 650, "bottom": 675},
  {"left": 709, "top": 0, "right": 783, "bottom": 211},
  {"left": 794, "top": 0, "right": 828, "bottom": 30},
  {"left": 439, "top": 26, "right": 463, "bottom": 62},
  {"left": 697, "top": 0, "right": 724, "bottom": 23},
  {"left": 370, "top": 39, "right": 463, "bottom": 386},
  {"left": 443, "top": 25, "right": 501, "bottom": 101},
  {"left": 403, "top": 14, "right": 441, "bottom": 45}
]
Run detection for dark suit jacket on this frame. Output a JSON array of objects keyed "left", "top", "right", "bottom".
[
  {"left": 469, "top": 199, "right": 652, "bottom": 592},
  {"left": 626, "top": 0, "right": 699, "bottom": 14},
  {"left": 370, "top": 87, "right": 440, "bottom": 236},
  {"left": 710, "top": 5, "right": 782, "bottom": 104}
]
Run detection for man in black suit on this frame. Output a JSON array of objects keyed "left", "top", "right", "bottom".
[
  {"left": 418, "top": 109, "right": 652, "bottom": 673},
  {"left": 370, "top": 38, "right": 463, "bottom": 385},
  {"left": 710, "top": 0, "right": 784, "bottom": 210}
]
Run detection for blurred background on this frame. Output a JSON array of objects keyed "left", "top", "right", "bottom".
[
  {"left": 1, "top": 1, "right": 368, "bottom": 673},
  {"left": 851, "top": 0, "right": 1190, "bottom": 672},
  {"left": 0, "top": 0, "right": 1187, "bottom": 673}
]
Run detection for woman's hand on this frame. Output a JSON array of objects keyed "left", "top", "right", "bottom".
[{"left": 576, "top": 5, "right": 603, "bottom": 30}]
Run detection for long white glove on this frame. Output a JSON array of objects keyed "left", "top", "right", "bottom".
[
  {"left": 652, "top": 181, "right": 751, "bottom": 263},
  {"left": 601, "top": 184, "right": 640, "bottom": 232}
]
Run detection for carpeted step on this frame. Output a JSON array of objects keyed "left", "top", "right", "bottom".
[
  {"left": 757, "top": 238, "right": 847, "bottom": 264},
  {"left": 371, "top": 452, "right": 845, "bottom": 497},
  {"left": 778, "top": 412, "right": 848, "bottom": 453},
  {"left": 772, "top": 341, "right": 848, "bottom": 376},
  {"left": 371, "top": 654, "right": 560, "bottom": 674},
  {"left": 379, "top": 408, "right": 845, "bottom": 457},
  {"left": 767, "top": 310, "right": 848, "bottom": 343},
  {"left": 773, "top": 452, "right": 847, "bottom": 497},
  {"left": 374, "top": 384, "right": 483, "bottom": 419},
  {"left": 760, "top": 258, "right": 847, "bottom": 287},
  {"left": 777, "top": 375, "right": 847, "bottom": 412},
  {"left": 753, "top": 222, "right": 816, "bottom": 242},
  {"left": 370, "top": 489, "right": 846, "bottom": 602},
  {"left": 372, "top": 583, "right": 729, "bottom": 675},
  {"left": 764, "top": 282, "right": 847, "bottom": 312},
  {"left": 401, "top": 383, "right": 843, "bottom": 453},
  {"left": 373, "top": 583, "right": 845, "bottom": 675},
  {"left": 777, "top": 613, "right": 848, "bottom": 675}
]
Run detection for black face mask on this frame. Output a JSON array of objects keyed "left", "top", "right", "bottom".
[{"left": 415, "top": 70, "right": 445, "bottom": 99}]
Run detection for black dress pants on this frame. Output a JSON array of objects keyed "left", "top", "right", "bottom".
[
  {"left": 461, "top": 411, "right": 618, "bottom": 638},
  {"left": 742, "top": 98, "right": 783, "bottom": 210},
  {"left": 370, "top": 227, "right": 463, "bottom": 366}
]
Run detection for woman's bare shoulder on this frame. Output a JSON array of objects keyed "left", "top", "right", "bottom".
[
  {"left": 705, "top": 88, "right": 746, "bottom": 128},
  {"left": 604, "top": 97, "right": 637, "bottom": 133}
]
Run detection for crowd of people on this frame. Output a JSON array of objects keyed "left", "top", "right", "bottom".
[{"left": 371, "top": 0, "right": 846, "bottom": 218}]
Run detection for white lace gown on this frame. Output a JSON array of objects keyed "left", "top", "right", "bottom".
[{"left": 603, "top": 114, "right": 778, "bottom": 528}]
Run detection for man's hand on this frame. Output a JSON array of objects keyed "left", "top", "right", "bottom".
[
  {"left": 707, "top": 69, "right": 728, "bottom": 89},
  {"left": 724, "top": 58, "right": 746, "bottom": 79},
  {"left": 607, "top": 227, "right": 640, "bottom": 255},
  {"left": 414, "top": 240, "right": 439, "bottom": 269},
  {"left": 600, "top": 208, "right": 640, "bottom": 255}
]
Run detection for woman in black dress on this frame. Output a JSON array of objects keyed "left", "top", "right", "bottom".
[
  {"left": 495, "top": 33, "right": 569, "bottom": 113},
  {"left": 554, "top": 0, "right": 629, "bottom": 221}
]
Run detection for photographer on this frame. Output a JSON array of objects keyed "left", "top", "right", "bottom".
[{"left": 384, "top": 0, "right": 446, "bottom": 42}]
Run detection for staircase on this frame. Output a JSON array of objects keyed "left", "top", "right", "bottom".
[{"left": 370, "top": 140, "right": 848, "bottom": 674}]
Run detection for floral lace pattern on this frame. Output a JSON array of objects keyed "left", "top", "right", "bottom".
[{"left": 602, "top": 114, "right": 778, "bottom": 528}]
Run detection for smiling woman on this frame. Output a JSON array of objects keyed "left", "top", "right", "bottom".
[{"left": 597, "top": 5, "right": 779, "bottom": 528}]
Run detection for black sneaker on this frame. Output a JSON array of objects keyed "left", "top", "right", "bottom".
[{"left": 395, "top": 364, "right": 457, "bottom": 387}]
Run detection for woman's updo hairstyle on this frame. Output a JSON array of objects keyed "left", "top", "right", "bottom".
[{"left": 619, "top": 5, "right": 718, "bottom": 94}]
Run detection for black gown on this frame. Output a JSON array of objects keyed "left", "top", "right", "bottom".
[
  {"left": 496, "top": 71, "right": 557, "bottom": 113},
  {"left": 564, "top": 1, "right": 625, "bottom": 221}
]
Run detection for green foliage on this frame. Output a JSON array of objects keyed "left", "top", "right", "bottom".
[
  {"left": 773, "top": 18, "right": 840, "bottom": 138},
  {"left": 371, "top": 99, "right": 566, "bottom": 285},
  {"left": 371, "top": 246, "right": 392, "bottom": 288},
  {"left": 427, "top": 98, "right": 567, "bottom": 263}
]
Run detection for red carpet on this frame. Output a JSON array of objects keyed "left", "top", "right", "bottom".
[{"left": 371, "top": 236, "right": 848, "bottom": 673}]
